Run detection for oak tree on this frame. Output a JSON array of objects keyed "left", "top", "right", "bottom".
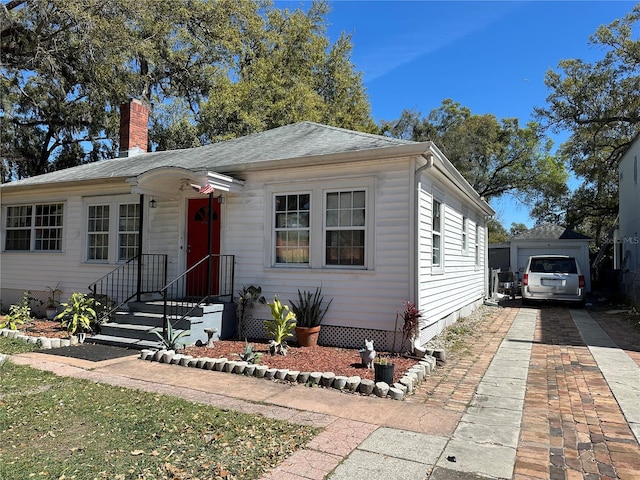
[{"left": 535, "top": 4, "right": 640, "bottom": 242}]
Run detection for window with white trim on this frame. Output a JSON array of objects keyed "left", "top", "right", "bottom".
[
  {"left": 432, "top": 199, "right": 442, "bottom": 267},
  {"left": 85, "top": 197, "right": 139, "bottom": 263},
  {"left": 462, "top": 215, "right": 468, "bottom": 252},
  {"left": 5, "top": 203, "right": 63, "bottom": 251},
  {"left": 87, "top": 205, "right": 110, "bottom": 261},
  {"left": 268, "top": 180, "right": 373, "bottom": 269},
  {"left": 118, "top": 203, "right": 140, "bottom": 261},
  {"left": 274, "top": 193, "right": 310, "bottom": 265},
  {"left": 325, "top": 190, "right": 366, "bottom": 266},
  {"left": 475, "top": 224, "right": 481, "bottom": 266}
]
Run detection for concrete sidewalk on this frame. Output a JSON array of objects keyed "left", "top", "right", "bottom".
[{"left": 8, "top": 305, "right": 640, "bottom": 479}]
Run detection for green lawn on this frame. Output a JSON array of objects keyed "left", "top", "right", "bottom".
[{"left": 0, "top": 338, "right": 318, "bottom": 479}]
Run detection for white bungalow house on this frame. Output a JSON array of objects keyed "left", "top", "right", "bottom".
[
  {"left": 615, "top": 135, "right": 640, "bottom": 306},
  {"left": 0, "top": 100, "right": 494, "bottom": 350}
]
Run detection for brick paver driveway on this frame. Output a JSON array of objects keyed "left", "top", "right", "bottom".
[
  {"left": 409, "top": 301, "right": 640, "bottom": 480},
  {"left": 518, "top": 305, "right": 639, "bottom": 480}
]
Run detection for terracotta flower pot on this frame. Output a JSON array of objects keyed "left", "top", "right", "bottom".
[{"left": 295, "top": 325, "right": 321, "bottom": 347}]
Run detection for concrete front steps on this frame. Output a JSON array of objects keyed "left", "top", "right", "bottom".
[{"left": 89, "top": 300, "right": 229, "bottom": 350}]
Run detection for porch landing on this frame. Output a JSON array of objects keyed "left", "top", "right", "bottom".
[{"left": 89, "top": 300, "right": 237, "bottom": 350}]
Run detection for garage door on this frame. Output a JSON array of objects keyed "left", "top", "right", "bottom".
[
  {"left": 516, "top": 246, "right": 591, "bottom": 291},
  {"left": 516, "top": 247, "right": 583, "bottom": 275}
]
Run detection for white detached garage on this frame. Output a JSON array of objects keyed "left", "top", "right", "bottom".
[{"left": 509, "top": 225, "right": 592, "bottom": 292}]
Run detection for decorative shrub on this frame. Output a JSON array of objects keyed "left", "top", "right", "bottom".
[
  {"left": 0, "top": 291, "right": 33, "bottom": 330},
  {"left": 265, "top": 296, "right": 296, "bottom": 355},
  {"left": 289, "top": 286, "right": 332, "bottom": 328},
  {"left": 56, "top": 292, "right": 99, "bottom": 335}
]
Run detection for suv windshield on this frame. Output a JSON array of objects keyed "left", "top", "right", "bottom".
[{"left": 529, "top": 257, "right": 577, "bottom": 274}]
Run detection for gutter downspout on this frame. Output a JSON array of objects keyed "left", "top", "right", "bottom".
[{"left": 411, "top": 152, "right": 434, "bottom": 339}]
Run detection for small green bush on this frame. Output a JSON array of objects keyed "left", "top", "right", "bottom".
[
  {"left": 265, "top": 296, "right": 296, "bottom": 355},
  {"left": 0, "top": 291, "right": 33, "bottom": 330},
  {"left": 56, "top": 292, "right": 98, "bottom": 335}
]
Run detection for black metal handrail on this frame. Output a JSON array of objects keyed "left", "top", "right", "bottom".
[
  {"left": 160, "top": 254, "right": 235, "bottom": 337},
  {"left": 88, "top": 254, "right": 168, "bottom": 324}
]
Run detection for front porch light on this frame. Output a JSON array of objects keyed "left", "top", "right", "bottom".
[{"left": 149, "top": 197, "right": 157, "bottom": 209}]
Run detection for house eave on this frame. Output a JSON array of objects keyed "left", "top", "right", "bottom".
[
  {"left": 0, "top": 176, "right": 126, "bottom": 194},
  {"left": 426, "top": 146, "right": 495, "bottom": 217},
  {"left": 219, "top": 142, "right": 436, "bottom": 173}
]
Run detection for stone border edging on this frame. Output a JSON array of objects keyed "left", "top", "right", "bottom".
[
  {"left": 0, "top": 328, "right": 78, "bottom": 349},
  {"left": 139, "top": 348, "right": 440, "bottom": 401},
  {"left": 0, "top": 327, "right": 444, "bottom": 401}
]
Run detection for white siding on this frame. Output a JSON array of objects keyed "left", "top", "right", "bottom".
[
  {"left": 617, "top": 140, "right": 640, "bottom": 305},
  {"left": 223, "top": 159, "right": 414, "bottom": 333},
  {"left": 146, "top": 197, "right": 181, "bottom": 280},
  {"left": 416, "top": 173, "right": 487, "bottom": 345},
  {"left": 1, "top": 184, "right": 142, "bottom": 304},
  {"left": 1, "top": 152, "right": 492, "bottom": 343},
  {"left": 619, "top": 144, "right": 640, "bottom": 274}
]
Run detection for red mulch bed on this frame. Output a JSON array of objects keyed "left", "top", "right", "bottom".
[
  {"left": 14, "top": 318, "right": 71, "bottom": 339},
  {"left": 184, "top": 340, "right": 418, "bottom": 384},
  {"left": 5, "top": 317, "right": 419, "bottom": 383}
]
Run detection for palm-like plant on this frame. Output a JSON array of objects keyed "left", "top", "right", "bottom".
[
  {"left": 55, "top": 292, "right": 98, "bottom": 335},
  {"left": 265, "top": 296, "right": 296, "bottom": 355},
  {"left": 151, "top": 321, "right": 190, "bottom": 351}
]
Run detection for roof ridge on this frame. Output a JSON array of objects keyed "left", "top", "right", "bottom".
[{"left": 297, "top": 121, "right": 416, "bottom": 144}]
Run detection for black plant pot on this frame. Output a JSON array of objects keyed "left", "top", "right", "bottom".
[{"left": 374, "top": 362, "right": 395, "bottom": 384}]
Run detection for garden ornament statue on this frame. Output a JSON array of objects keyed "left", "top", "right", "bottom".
[{"left": 359, "top": 339, "right": 376, "bottom": 369}]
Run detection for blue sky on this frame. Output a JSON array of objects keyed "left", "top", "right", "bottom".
[{"left": 274, "top": 0, "right": 637, "bottom": 229}]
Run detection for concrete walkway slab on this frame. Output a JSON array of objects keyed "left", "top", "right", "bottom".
[
  {"left": 328, "top": 450, "right": 431, "bottom": 480},
  {"left": 357, "top": 427, "right": 448, "bottom": 463},
  {"left": 434, "top": 439, "right": 516, "bottom": 479}
]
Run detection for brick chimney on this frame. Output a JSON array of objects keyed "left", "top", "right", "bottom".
[{"left": 118, "top": 99, "right": 149, "bottom": 157}]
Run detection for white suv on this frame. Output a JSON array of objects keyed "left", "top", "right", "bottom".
[{"left": 521, "top": 255, "right": 585, "bottom": 305}]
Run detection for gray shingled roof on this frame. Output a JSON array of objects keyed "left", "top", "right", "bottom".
[
  {"left": 3, "top": 122, "right": 416, "bottom": 188},
  {"left": 511, "top": 224, "right": 591, "bottom": 241}
]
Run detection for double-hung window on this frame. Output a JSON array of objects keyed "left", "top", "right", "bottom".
[
  {"left": 475, "top": 224, "right": 481, "bottom": 266},
  {"left": 270, "top": 181, "right": 372, "bottom": 269},
  {"left": 87, "top": 205, "right": 110, "bottom": 261},
  {"left": 462, "top": 215, "right": 468, "bottom": 253},
  {"left": 5, "top": 203, "right": 64, "bottom": 251},
  {"left": 432, "top": 199, "right": 442, "bottom": 267},
  {"left": 274, "top": 193, "right": 310, "bottom": 265},
  {"left": 118, "top": 204, "right": 140, "bottom": 261},
  {"left": 325, "top": 190, "right": 366, "bottom": 266},
  {"left": 86, "top": 198, "right": 139, "bottom": 263}
]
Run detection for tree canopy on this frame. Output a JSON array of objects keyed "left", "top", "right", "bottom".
[
  {"left": 379, "top": 100, "right": 568, "bottom": 211},
  {"left": 1, "top": 0, "right": 374, "bottom": 182},
  {"left": 535, "top": 4, "right": 640, "bottom": 242}
]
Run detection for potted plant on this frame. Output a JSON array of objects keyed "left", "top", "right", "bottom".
[
  {"left": 45, "top": 283, "right": 63, "bottom": 320},
  {"left": 289, "top": 286, "right": 332, "bottom": 347},
  {"left": 374, "top": 355, "right": 395, "bottom": 384}
]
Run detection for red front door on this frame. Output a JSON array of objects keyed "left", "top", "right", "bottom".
[{"left": 187, "top": 197, "right": 221, "bottom": 297}]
